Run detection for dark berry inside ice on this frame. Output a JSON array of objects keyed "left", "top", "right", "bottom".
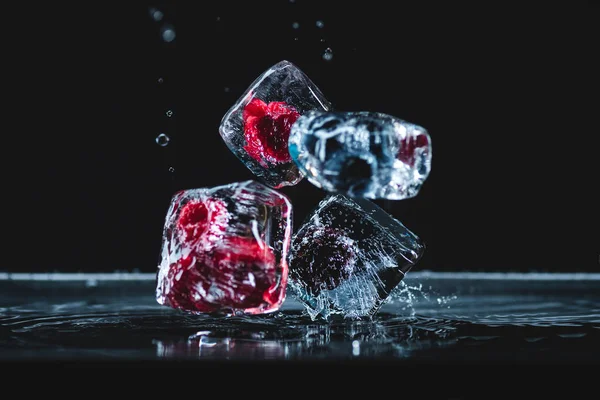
[{"left": 290, "top": 225, "right": 356, "bottom": 293}]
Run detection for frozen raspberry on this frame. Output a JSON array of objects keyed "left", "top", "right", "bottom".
[
  {"left": 398, "top": 133, "right": 429, "bottom": 166},
  {"left": 163, "top": 237, "right": 282, "bottom": 313},
  {"left": 161, "top": 256, "right": 215, "bottom": 313},
  {"left": 243, "top": 98, "right": 301, "bottom": 165},
  {"left": 211, "top": 236, "right": 280, "bottom": 309},
  {"left": 290, "top": 226, "right": 357, "bottom": 293},
  {"left": 177, "top": 198, "right": 229, "bottom": 247}
]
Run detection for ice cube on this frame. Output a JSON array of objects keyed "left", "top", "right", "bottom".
[
  {"left": 288, "top": 111, "right": 432, "bottom": 200},
  {"left": 156, "top": 180, "right": 292, "bottom": 315},
  {"left": 288, "top": 194, "right": 424, "bottom": 320},
  {"left": 219, "top": 60, "right": 331, "bottom": 188}
]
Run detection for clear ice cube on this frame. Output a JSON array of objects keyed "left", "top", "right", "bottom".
[
  {"left": 156, "top": 180, "right": 292, "bottom": 315},
  {"left": 219, "top": 60, "right": 331, "bottom": 188},
  {"left": 288, "top": 111, "right": 432, "bottom": 200},
  {"left": 288, "top": 194, "right": 424, "bottom": 320}
]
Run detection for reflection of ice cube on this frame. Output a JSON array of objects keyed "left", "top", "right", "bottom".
[
  {"left": 289, "top": 111, "right": 432, "bottom": 199},
  {"left": 219, "top": 61, "right": 331, "bottom": 188},
  {"left": 156, "top": 180, "right": 292, "bottom": 315},
  {"left": 288, "top": 194, "right": 425, "bottom": 320}
]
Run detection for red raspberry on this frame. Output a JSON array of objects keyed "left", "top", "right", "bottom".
[
  {"left": 243, "top": 98, "right": 300, "bottom": 166},
  {"left": 211, "top": 236, "right": 280, "bottom": 309},
  {"left": 177, "top": 198, "right": 229, "bottom": 248},
  {"left": 164, "top": 236, "right": 283, "bottom": 313},
  {"left": 398, "top": 133, "right": 429, "bottom": 166}
]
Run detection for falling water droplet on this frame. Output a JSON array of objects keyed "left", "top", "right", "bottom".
[
  {"left": 168, "top": 166, "right": 175, "bottom": 173},
  {"left": 156, "top": 133, "right": 170, "bottom": 147},
  {"left": 158, "top": 77, "right": 164, "bottom": 84},
  {"left": 165, "top": 110, "right": 173, "bottom": 117},
  {"left": 316, "top": 20, "right": 324, "bottom": 28},
  {"left": 161, "top": 25, "right": 176, "bottom": 42},
  {"left": 292, "top": 22, "right": 300, "bottom": 29},
  {"left": 149, "top": 8, "right": 163, "bottom": 22},
  {"left": 323, "top": 48, "right": 333, "bottom": 61}
]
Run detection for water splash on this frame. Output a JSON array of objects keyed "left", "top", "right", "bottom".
[{"left": 385, "top": 280, "right": 431, "bottom": 316}]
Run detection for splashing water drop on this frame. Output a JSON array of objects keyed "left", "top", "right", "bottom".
[
  {"left": 322, "top": 48, "right": 333, "bottom": 61},
  {"left": 165, "top": 110, "right": 173, "bottom": 117},
  {"left": 292, "top": 22, "right": 300, "bottom": 29},
  {"left": 316, "top": 20, "right": 324, "bottom": 28},
  {"left": 161, "top": 25, "right": 176, "bottom": 42},
  {"left": 156, "top": 133, "right": 170, "bottom": 147}
]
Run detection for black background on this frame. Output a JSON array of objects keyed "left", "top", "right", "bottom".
[{"left": 8, "top": 1, "right": 593, "bottom": 273}]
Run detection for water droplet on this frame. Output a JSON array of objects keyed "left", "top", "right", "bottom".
[
  {"left": 149, "top": 8, "right": 163, "bottom": 22},
  {"left": 323, "top": 48, "right": 333, "bottom": 61},
  {"left": 320, "top": 38, "right": 326, "bottom": 42},
  {"left": 165, "top": 110, "right": 173, "bottom": 117},
  {"left": 156, "top": 133, "right": 170, "bottom": 147},
  {"left": 168, "top": 166, "right": 175, "bottom": 173},
  {"left": 224, "top": 87, "right": 230, "bottom": 93},
  {"left": 161, "top": 25, "right": 176, "bottom": 42},
  {"left": 316, "top": 20, "right": 324, "bottom": 28},
  {"left": 294, "top": 37, "right": 299, "bottom": 41},
  {"left": 292, "top": 22, "right": 300, "bottom": 29},
  {"left": 158, "top": 77, "right": 164, "bottom": 84}
]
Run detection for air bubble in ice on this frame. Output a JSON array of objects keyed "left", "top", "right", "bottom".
[{"left": 156, "top": 133, "right": 170, "bottom": 146}]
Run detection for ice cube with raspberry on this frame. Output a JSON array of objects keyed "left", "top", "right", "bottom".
[
  {"left": 288, "top": 194, "right": 425, "bottom": 320},
  {"left": 156, "top": 180, "right": 292, "bottom": 315},
  {"left": 219, "top": 60, "right": 331, "bottom": 188}
]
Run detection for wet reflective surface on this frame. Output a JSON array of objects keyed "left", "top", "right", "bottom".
[{"left": 1, "top": 273, "right": 599, "bottom": 363}]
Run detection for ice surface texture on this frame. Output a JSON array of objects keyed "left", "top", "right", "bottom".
[
  {"left": 156, "top": 181, "right": 292, "bottom": 315},
  {"left": 219, "top": 61, "right": 331, "bottom": 188},
  {"left": 288, "top": 195, "right": 425, "bottom": 320},
  {"left": 289, "top": 111, "right": 432, "bottom": 200}
]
